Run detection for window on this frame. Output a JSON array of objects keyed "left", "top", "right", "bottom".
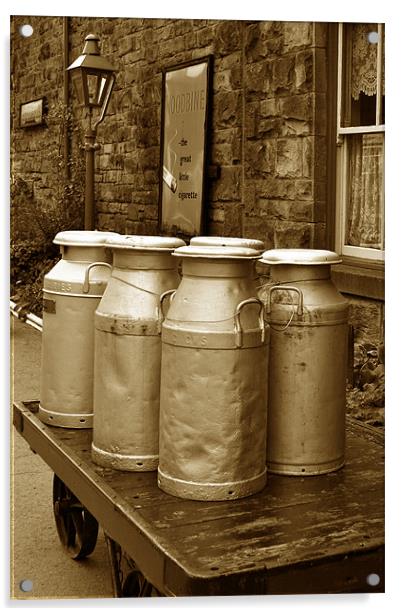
[{"left": 336, "top": 23, "right": 384, "bottom": 262}]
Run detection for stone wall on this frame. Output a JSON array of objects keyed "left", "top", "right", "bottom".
[
  {"left": 11, "top": 17, "right": 329, "bottom": 243},
  {"left": 11, "top": 16, "right": 68, "bottom": 240}
]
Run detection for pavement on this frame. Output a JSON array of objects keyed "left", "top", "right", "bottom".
[{"left": 10, "top": 317, "right": 114, "bottom": 601}]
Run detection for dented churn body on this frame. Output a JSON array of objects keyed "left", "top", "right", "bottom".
[
  {"left": 39, "top": 230, "right": 119, "bottom": 428},
  {"left": 158, "top": 240, "right": 269, "bottom": 501},
  {"left": 91, "top": 235, "right": 185, "bottom": 471},
  {"left": 259, "top": 249, "right": 349, "bottom": 476}
]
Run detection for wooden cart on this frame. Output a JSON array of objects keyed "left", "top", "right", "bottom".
[{"left": 13, "top": 400, "right": 384, "bottom": 596}]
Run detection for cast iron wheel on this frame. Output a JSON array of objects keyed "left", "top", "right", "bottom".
[
  {"left": 52, "top": 474, "right": 99, "bottom": 560},
  {"left": 122, "top": 570, "right": 158, "bottom": 597}
]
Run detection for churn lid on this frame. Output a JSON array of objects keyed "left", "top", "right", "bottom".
[
  {"left": 191, "top": 236, "right": 265, "bottom": 251},
  {"left": 259, "top": 248, "right": 342, "bottom": 265},
  {"left": 53, "top": 230, "right": 120, "bottom": 247},
  {"left": 105, "top": 235, "right": 186, "bottom": 252},
  {"left": 173, "top": 244, "right": 263, "bottom": 260}
]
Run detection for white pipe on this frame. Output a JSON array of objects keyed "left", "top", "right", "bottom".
[{"left": 10, "top": 300, "right": 43, "bottom": 332}]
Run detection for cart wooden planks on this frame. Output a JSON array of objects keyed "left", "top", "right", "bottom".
[{"left": 13, "top": 400, "right": 384, "bottom": 596}]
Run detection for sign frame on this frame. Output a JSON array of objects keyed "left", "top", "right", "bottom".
[
  {"left": 158, "top": 55, "right": 213, "bottom": 239},
  {"left": 19, "top": 98, "right": 45, "bottom": 128}
]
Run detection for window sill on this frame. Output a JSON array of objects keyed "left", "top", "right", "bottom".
[{"left": 331, "top": 259, "right": 384, "bottom": 301}]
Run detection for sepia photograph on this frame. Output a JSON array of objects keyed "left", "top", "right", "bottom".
[{"left": 9, "top": 6, "right": 387, "bottom": 603}]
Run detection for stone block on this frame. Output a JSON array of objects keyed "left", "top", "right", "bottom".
[
  {"left": 245, "top": 22, "right": 283, "bottom": 62},
  {"left": 212, "top": 141, "right": 241, "bottom": 167},
  {"left": 258, "top": 199, "right": 314, "bottom": 223},
  {"left": 280, "top": 93, "right": 315, "bottom": 121},
  {"left": 212, "top": 166, "right": 241, "bottom": 202},
  {"left": 243, "top": 215, "right": 274, "bottom": 246},
  {"left": 245, "top": 139, "right": 276, "bottom": 175},
  {"left": 294, "top": 180, "right": 313, "bottom": 201},
  {"left": 293, "top": 51, "right": 314, "bottom": 93},
  {"left": 118, "top": 36, "right": 133, "bottom": 57},
  {"left": 281, "top": 118, "right": 312, "bottom": 137},
  {"left": 274, "top": 221, "right": 312, "bottom": 248},
  {"left": 259, "top": 99, "right": 279, "bottom": 118},
  {"left": 214, "top": 91, "right": 242, "bottom": 128},
  {"left": 215, "top": 21, "right": 242, "bottom": 55},
  {"left": 245, "top": 61, "right": 272, "bottom": 96},
  {"left": 209, "top": 207, "right": 225, "bottom": 223},
  {"left": 196, "top": 27, "right": 216, "bottom": 47},
  {"left": 272, "top": 56, "right": 295, "bottom": 96},
  {"left": 223, "top": 202, "right": 243, "bottom": 236},
  {"left": 276, "top": 139, "right": 303, "bottom": 178},
  {"left": 258, "top": 177, "right": 297, "bottom": 201},
  {"left": 283, "top": 22, "right": 312, "bottom": 52},
  {"left": 256, "top": 118, "right": 282, "bottom": 139},
  {"left": 127, "top": 203, "right": 139, "bottom": 221}
]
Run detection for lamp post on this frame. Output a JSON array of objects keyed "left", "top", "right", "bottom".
[{"left": 67, "top": 34, "right": 116, "bottom": 230}]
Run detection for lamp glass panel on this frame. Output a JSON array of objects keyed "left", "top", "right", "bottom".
[
  {"left": 87, "top": 73, "right": 99, "bottom": 105},
  {"left": 97, "top": 75, "right": 108, "bottom": 106},
  {"left": 71, "top": 71, "right": 85, "bottom": 105}
]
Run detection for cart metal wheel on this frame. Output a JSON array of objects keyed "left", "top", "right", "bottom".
[
  {"left": 121, "top": 570, "right": 151, "bottom": 597},
  {"left": 52, "top": 474, "right": 99, "bottom": 560}
]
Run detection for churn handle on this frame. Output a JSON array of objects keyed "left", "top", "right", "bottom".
[
  {"left": 82, "top": 262, "right": 112, "bottom": 294},
  {"left": 234, "top": 297, "right": 265, "bottom": 349},
  {"left": 157, "top": 289, "right": 177, "bottom": 333},
  {"left": 265, "top": 285, "right": 304, "bottom": 316}
]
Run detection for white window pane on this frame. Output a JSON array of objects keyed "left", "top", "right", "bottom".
[{"left": 346, "top": 133, "right": 384, "bottom": 250}]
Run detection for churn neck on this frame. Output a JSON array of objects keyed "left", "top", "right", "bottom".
[
  {"left": 106, "top": 235, "right": 185, "bottom": 270},
  {"left": 259, "top": 248, "right": 341, "bottom": 284},
  {"left": 173, "top": 244, "right": 263, "bottom": 279}
]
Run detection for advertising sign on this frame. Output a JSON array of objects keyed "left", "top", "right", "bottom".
[{"left": 159, "top": 56, "right": 212, "bottom": 238}]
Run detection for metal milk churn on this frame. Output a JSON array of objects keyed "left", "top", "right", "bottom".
[
  {"left": 91, "top": 235, "right": 185, "bottom": 471},
  {"left": 39, "top": 230, "right": 119, "bottom": 428},
  {"left": 158, "top": 240, "right": 269, "bottom": 501},
  {"left": 258, "top": 249, "right": 349, "bottom": 476}
]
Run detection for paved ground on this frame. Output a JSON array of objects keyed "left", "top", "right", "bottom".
[{"left": 10, "top": 317, "right": 114, "bottom": 600}]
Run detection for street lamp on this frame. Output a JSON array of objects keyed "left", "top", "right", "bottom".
[{"left": 67, "top": 34, "right": 116, "bottom": 230}]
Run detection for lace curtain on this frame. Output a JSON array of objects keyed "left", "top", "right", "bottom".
[
  {"left": 346, "top": 133, "right": 384, "bottom": 249},
  {"left": 351, "top": 24, "right": 385, "bottom": 100}
]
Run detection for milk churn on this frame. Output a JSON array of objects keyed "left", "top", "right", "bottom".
[
  {"left": 91, "top": 235, "right": 185, "bottom": 471},
  {"left": 39, "top": 230, "right": 119, "bottom": 428},
  {"left": 158, "top": 241, "right": 269, "bottom": 501},
  {"left": 258, "top": 249, "right": 349, "bottom": 476}
]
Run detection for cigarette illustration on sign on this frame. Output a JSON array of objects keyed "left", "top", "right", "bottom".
[
  {"left": 163, "top": 166, "right": 177, "bottom": 193},
  {"left": 159, "top": 56, "right": 212, "bottom": 237}
]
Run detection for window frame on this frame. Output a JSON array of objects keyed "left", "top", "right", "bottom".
[{"left": 335, "top": 22, "right": 385, "bottom": 263}]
